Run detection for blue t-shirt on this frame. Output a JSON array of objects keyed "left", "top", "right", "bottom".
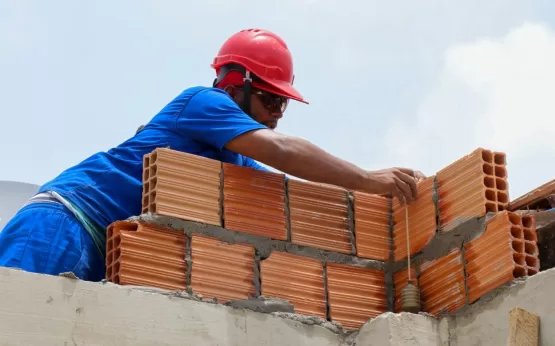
[{"left": 39, "top": 86, "right": 269, "bottom": 229}]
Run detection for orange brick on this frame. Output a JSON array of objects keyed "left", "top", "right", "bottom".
[
  {"left": 288, "top": 180, "right": 352, "bottom": 254},
  {"left": 465, "top": 211, "right": 539, "bottom": 303},
  {"left": 143, "top": 148, "right": 222, "bottom": 226},
  {"left": 352, "top": 192, "right": 391, "bottom": 261},
  {"left": 437, "top": 148, "right": 508, "bottom": 232},
  {"left": 326, "top": 263, "right": 387, "bottom": 330},
  {"left": 392, "top": 176, "right": 437, "bottom": 261},
  {"left": 419, "top": 248, "right": 466, "bottom": 315},
  {"left": 190, "top": 234, "right": 255, "bottom": 303},
  {"left": 260, "top": 252, "right": 326, "bottom": 318},
  {"left": 223, "top": 164, "right": 287, "bottom": 240},
  {"left": 106, "top": 221, "right": 187, "bottom": 291}
]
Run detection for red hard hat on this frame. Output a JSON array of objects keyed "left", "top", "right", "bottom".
[{"left": 211, "top": 29, "right": 308, "bottom": 104}]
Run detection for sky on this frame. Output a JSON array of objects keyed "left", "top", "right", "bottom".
[{"left": 1, "top": 0, "right": 554, "bottom": 200}]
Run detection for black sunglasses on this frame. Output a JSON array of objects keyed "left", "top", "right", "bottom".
[{"left": 236, "top": 87, "right": 289, "bottom": 113}]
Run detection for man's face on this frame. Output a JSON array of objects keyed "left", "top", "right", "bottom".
[{"left": 227, "top": 86, "right": 288, "bottom": 130}]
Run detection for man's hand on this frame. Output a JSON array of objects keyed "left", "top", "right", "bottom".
[
  {"left": 366, "top": 168, "right": 426, "bottom": 204},
  {"left": 226, "top": 129, "right": 427, "bottom": 201}
]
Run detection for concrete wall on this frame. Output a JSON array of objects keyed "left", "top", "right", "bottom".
[{"left": 0, "top": 266, "right": 553, "bottom": 345}]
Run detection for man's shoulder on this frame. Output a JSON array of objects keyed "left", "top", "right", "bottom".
[{"left": 177, "top": 85, "right": 229, "bottom": 102}]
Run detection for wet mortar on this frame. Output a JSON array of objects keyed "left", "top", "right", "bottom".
[{"left": 129, "top": 213, "right": 385, "bottom": 271}]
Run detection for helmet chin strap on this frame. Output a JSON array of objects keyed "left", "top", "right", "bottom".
[
  {"left": 213, "top": 65, "right": 254, "bottom": 117},
  {"left": 240, "top": 70, "right": 253, "bottom": 117}
]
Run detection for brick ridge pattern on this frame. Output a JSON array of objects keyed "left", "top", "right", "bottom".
[{"left": 103, "top": 147, "right": 541, "bottom": 330}]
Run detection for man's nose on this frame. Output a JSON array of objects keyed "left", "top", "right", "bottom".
[{"left": 271, "top": 111, "right": 283, "bottom": 119}]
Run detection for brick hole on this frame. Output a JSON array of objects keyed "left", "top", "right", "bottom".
[
  {"left": 525, "top": 255, "right": 538, "bottom": 268},
  {"left": 513, "top": 253, "right": 526, "bottom": 266},
  {"left": 513, "top": 266, "right": 526, "bottom": 278},
  {"left": 150, "top": 151, "right": 158, "bottom": 165},
  {"left": 497, "top": 192, "right": 508, "bottom": 204},
  {"left": 494, "top": 152, "right": 506, "bottom": 165},
  {"left": 508, "top": 212, "right": 521, "bottom": 226},
  {"left": 151, "top": 177, "right": 157, "bottom": 190},
  {"left": 510, "top": 226, "right": 523, "bottom": 239},
  {"left": 486, "top": 203, "right": 497, "bottom": 213},
  {"left": 143, "top": 169, "right": 149, "bottom": 182},
  {"left": 113, "top": 273, "right": 120, "bottom": 285},
  {"left": 106, "top": 264, "right": 113, "bottom": 279},
  {"left": 485, "top": 189, "right": 496, "bottom": 202},
  {"left": 113, "top": 246, "right": 121, "bottom": 262},
  {"left": 148, "top": 192, "right": 157, "bottom": 213},
  {"left": 523, "top": 229, "right": 537, "bottom": 242},
  {"left": 142, "top": 196, "right": 149, "bottom": 211},
  {"left": 527, "top": 267, "right": 538, "bottom": 276},
  {"left": 525, "top": 242, "right": 537, "bottom": 255},
  {"left": 482, "top": 163, "right": 494, "bottom": 175},
  {"left": 481, "top": 150, "right": 493, "bottom": 163},
  {"left": 494, "top": 166, "right": 507, "bottom": 178},
  {"left": 495, "top": 177, "right": 507, "bottom": 191},
  {"left": 484, "top": 176, "right": 495, "bottom": 188},
  {"left": 498, "top": 204, "right": 506, "bottom": 211},
  {"left": 512, "top": 240, "right": 524, "bottom": 253},
  {"left": 522, "top": 216, "right": 533, "bottom": 228},
  {"left": 149, "top": 164, "right": 157, "bottom": 178}
]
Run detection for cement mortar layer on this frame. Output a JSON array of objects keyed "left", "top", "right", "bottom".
[
  {"left": 389, "top": 214, "right": 495, "bottom": 274},
  {"left": 130, "top": 213, "right": 386, "bottom": 272}
]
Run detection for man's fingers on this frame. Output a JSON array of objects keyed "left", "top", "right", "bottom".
[
  {"left": 394, "top": 170, "right": 418, "bottom": 200},
  {"left": 396, "top": 167, "right": 417, "bottom": 177},
  {"left": 394, "top": 176, "right": 414, "bottom": 204},
  {"left": 414, "top": 170, "right": 426, "bottom": 182}
]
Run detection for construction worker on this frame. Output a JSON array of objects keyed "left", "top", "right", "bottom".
[{"left": 0, "top": 29, "right": 425, "bottom": 282}]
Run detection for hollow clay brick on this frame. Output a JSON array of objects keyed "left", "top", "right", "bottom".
[
  {"left": 464, "top": 211, "right": 540, "bottom": 303},
  {"left": 106, "top": 221, "right": 187, "bottom": 291},
  {"left": 223, "top": 164, "right": 287, "bottom": 240},
  {"left": 143, "top": 148, "right": 222, "bottom": 226},
  {"left": 326, "top": 263, "right": 387, "bottom": 330},
  {"left": 509, "top": 179, "right": 555, "bottom": 211},
  {"left": 437, "top": 148, "right": 508, "bottom": 232},
  {"left": 260, "top": 251, "right": 326, "bottom": 318},
  {"left": 352, "top": 192, "right": 392, "bottom": 261},
  {"left": 392, "top": 176, "right": 437, "bottom": 261},
  {"left": 418, "top": 248, "right": 466, "bottom": 315},
  {"left": 190, "top": 234, "right": 256, "bottom": 303},
  {"left": 288, "top": 179, "right": 352, "bottom": 254}
]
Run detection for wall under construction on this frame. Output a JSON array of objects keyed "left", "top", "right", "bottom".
[{"left": 0, "top": 266, "right": 552, "bottom": 345}]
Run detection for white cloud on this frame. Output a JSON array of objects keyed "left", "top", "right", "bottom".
[{"left": 385, "top": 22, "right": 555, "bottom": 198}]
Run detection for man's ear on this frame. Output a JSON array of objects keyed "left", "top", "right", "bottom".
[{"left": 224, "top": 85, "right": 242, "bottom": 103}]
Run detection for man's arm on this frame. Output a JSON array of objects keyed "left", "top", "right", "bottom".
[
  {"left": 177, "top": 87, "right": 421, "bottom": 203},
  {"left": 226, "top": 129, "right": 421, "bottom": 203}
]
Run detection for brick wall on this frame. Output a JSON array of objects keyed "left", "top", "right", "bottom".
[{"left": 106, "top": 147, "right": 541, "bottom": 330}]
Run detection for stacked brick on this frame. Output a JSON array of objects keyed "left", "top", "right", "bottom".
[
  {"left": 106, "top": 221, "right": 187, "bottom": 291},
  {"left": 437, "top": 148, "right": 509, "bottom": 232},
  {"left": 105, "top": 146, "right": 543, "bottom": 331},
  {"left": 464, "top": 211, "right": 538, "bottom": 303}
]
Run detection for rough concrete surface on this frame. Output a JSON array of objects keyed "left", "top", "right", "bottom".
[
  {"left": 445, "top": 267, "right": 555, "bottom": 346},
  {"left": 355, "top": 312, "right": 442, "bottom": 346},
  {"left": 0, "top": 267, "right": 342, "bottom": 346},
  {"left": 2, "top": 266, "right": 555, "bottom": 345}
]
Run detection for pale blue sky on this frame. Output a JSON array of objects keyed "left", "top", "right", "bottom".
[{"left": 1, "top": 1, "right": 554, "bottom": 199}]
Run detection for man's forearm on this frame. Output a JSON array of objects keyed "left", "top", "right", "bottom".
[{"left": 265, "top": 136, "right": 370, "bottom": 191}]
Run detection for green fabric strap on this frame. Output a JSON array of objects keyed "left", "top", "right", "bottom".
[{"left": 65, "top": 199, "right": 107, "bottom": 259}]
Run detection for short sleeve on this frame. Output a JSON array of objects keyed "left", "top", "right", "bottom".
[
  {"left": 177, "top": 88, "right": 267, "bottom": 150},
  {"left": 242, "top": 156, "right": 272, "bottom": 172}
]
